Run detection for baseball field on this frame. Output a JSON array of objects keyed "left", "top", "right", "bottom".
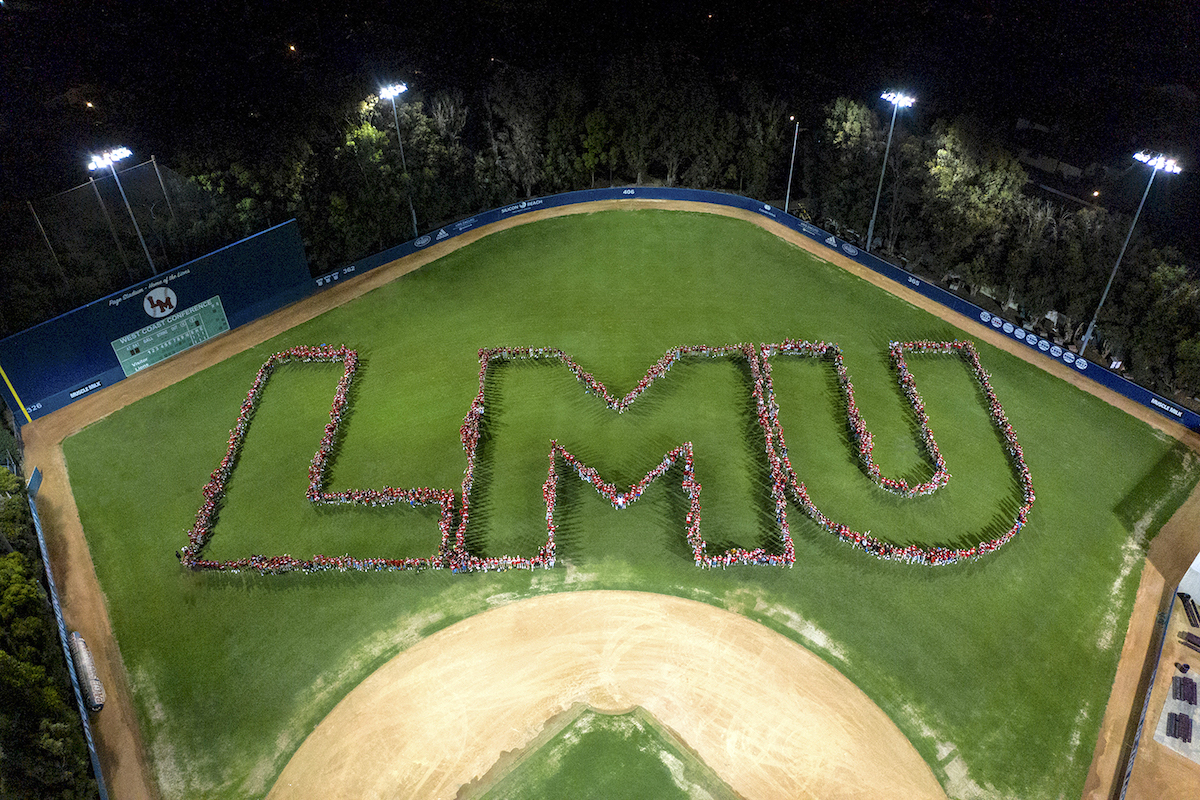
[{"left": 34, "top": 202, "right": 1200, "bottom": 798}]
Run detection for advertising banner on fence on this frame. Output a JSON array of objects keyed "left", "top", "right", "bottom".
[
  {"left": 313, "top": 187, "right": 1200, "bottom": 431},
  {"left": 5, "top": 188, "right": 1194, "bottom": 431}
]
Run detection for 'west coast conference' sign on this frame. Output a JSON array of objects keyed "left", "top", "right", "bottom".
[{"left": 0, "top": 220, "right": 311, "bottom": 423}]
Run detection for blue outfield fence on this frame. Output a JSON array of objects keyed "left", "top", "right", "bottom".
[
  {"left": 25, "top": 469, "right": 109, "bottom": 800},
  {"left": 0, "top": 220, "right": 311, "bottom": 425},
  {"left": 313, "top": 186, "right": 1200, "bottom": 431},
  {"left": 1, "top": 188, "right": 1196, "bottom": 430}
]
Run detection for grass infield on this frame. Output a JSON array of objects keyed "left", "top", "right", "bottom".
[
  {"left": 63, "top": 209, "right": 1198, "bottom": 799},
  {"left": 472, "top": 706, "right": 741, "bottom": 800}
]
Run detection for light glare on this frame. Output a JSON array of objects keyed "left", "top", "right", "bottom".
[
  {"left": 87, "top": 146, "right": 133, "bottom": 171},
  {"left": 380, "top": 83, "right": 408, "bottom": 100},
  {"left": 881, "top": 91, "right": 915, "bottom": 108},
  {"left": 1135, "top": 150, "right": 1183, "bottom": 173}
]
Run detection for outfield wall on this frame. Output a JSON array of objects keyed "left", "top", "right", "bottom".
[
  {"left": 0, "top": 220, "right": 310, "bottom": 424},
  {"left": 311, "top": 186, "right": 1200, "bottom": 431},
  {"left": 3, "top": 189, "right": 1196, "bottom": 430}
]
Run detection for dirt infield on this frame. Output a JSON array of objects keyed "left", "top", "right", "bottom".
[
  {"left": 19, "top": 198, "right": 1200, "bottom": 799},
  {"left": 267, "top": 591, "right": 947, "bottom": 800}
]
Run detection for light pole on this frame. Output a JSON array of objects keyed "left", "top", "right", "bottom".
[
  {"left": 89, "top": 176, "right": 134, "bottom": 279},
  {"left": 865, "top": 91, "right": 914, "bottom": 254},
  {"left": 1078, "top": 151, "right": 1182, "bottom": 359},
  {"left": 380, "top": 83, "right": 420, "bottom": 239},
  {"left": 88, "top": 147, "right": 156, "bottom": 275},
  {"left": 784, "top": 115, "right": 799, "bottom": 217}
]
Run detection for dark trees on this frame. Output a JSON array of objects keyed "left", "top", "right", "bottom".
[{"left": 0, "top": 473, "right": 96, "bottom": 799}]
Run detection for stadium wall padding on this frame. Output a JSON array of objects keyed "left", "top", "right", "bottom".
[
  {"left": 3, "top": 190, "right": 1196, "bottom": 430},
  {"left": 0, "top": 220, "right": 311, "bottom": 423}
]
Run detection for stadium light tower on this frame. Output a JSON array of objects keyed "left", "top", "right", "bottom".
[
  {"left": 88, "top": 147, "right": 156, "bottom": 274},
  {"left": 1078, "top": 151, "right": 1183, "bottom": 359},
  {"left": 784, "top": 114, "right": 800, "bottom": 217},
  {"left": 380, "top": 83, "right": 420, "bottom": 239},
  {"left": 865, "top": 91, "right": 915, "bottom": 254}
]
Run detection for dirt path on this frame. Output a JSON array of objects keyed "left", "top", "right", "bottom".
[
  {"left": 19, "top": 198, "right": 1200, "bottom": 799},
  {"left": 267, "top": 591, "right": 947, "bottom": 800}
]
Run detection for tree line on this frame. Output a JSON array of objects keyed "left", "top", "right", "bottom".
[
  {"left": 814, "top": 102, "right": 1200, "bottom": 396},
  {"left": 0, "top": 466, "right": 97, "bottom": 798},
  {"left": 1, "top": 52, "right": 1196, "bottom": 401}
]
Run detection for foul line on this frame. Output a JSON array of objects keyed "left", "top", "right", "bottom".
[{"left": 0, "top": 360, "right": 31, "bottom": 423}]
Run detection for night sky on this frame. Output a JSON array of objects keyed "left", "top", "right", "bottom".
[{"left": 1, "top": 0, "right": 1197, "bottom": 222}]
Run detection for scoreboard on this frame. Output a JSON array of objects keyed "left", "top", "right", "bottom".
[
  {"left": 0, "top": 220, "right": 311, "bottom": 424},
  {"left": 111, "top": 296, "right": 230, "bottom": 376}
]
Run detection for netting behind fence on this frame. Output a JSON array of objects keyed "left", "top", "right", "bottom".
[{"left": 30, "top": 158, "right": 218, "bottom": 282}]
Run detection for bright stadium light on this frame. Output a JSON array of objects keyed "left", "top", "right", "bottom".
[
  {"left": 88, "top": 147, "right": 156, "bottom": 274},
  {"left": 380, "top": 82, "right": 407, "bottom": 100},
  {"left": 880, "top": 91, "right": 915, "bottom": 108},
  {"left": 1079, "top": 150, "right": 1183, "bottom": 358},
  {"left": 379, "top": 83, "right": 419, "bottom": 239},
  {"left": 86, "top": 146, "right": 132, "bottom": 171},
  {"left": 866, "top": 91, "right": 915, "bottom": 254},
  {"left": 784, "top": 115, "right": 800, "bottom": 217},
  {"left": 1134, "top": 149, "right": 1182, "bottom": 173}
]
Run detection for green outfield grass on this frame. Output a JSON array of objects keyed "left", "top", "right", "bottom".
[{"left": 62, "top": 209, "right": 1199, "bottom": 799}]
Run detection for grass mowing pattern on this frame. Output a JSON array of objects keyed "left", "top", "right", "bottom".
[
  {"left": 62, "top": 210, "right": 1199, "bottom": 799},
  {"left": 476, "top": 707, "right": 740, "bottom": 800}
]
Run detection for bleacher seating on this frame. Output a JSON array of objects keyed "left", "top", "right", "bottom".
[
  {"left": 1173, "top": 676, "right": 1198, "bottom": 705},
  {"left": 1167, "top": 711, "right": 1194, "bottom": 743},
  {"left": 1182, "top": 592, "right": 1200, "bottom": 628}
]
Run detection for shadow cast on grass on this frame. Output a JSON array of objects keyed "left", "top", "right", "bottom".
[{"left": 1114, "top": 441, "right": 1200, "bottom": 541}]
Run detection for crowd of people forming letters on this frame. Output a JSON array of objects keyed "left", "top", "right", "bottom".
[{"left": 178, "top": 339, "right": 1035, "bottom": 574}]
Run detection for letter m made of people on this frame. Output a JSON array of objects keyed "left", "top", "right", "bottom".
[{"left": 455, "top": 345, "right": 793, "bottom": 569}]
